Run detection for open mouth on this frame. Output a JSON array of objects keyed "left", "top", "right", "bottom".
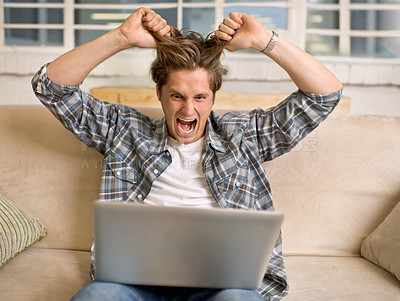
[{"left": 177, "top": 118, "right": 197, "bottom": 135}]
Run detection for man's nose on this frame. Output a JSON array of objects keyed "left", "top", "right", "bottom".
[{"left": 181, "top": 100, "right": 195, "bottom": 116}]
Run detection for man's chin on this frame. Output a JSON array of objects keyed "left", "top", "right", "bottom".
[{"left": 173, "top": 131, "right": 203, "bottom": 144}]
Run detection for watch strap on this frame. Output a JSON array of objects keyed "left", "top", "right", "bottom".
[{"left": 261, "top": 31, "right": 279, "bottom": 56}]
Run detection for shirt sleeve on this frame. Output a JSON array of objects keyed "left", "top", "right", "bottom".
[
  {"left": 31, "top": 64, "right": 116, "bottom": 155},
  {"left": 256, "top": 231, "right": 288, "bottom": 300},
  {"left": 252, "top": 89, "right": 343, "bottom": 162}
]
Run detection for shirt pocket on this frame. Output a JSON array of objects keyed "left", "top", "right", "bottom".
[
  {"left": 216, "top": 161, "right": 259, "bottom": 209},
  {"left": 104, "top": 150, "right": 140, "bottom": 184}
]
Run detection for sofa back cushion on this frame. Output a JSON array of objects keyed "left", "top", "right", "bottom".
[
  {"left": 265, "top": 114, "right": 400, "bottom": 256},
  {"left": 0, "top": 105, "right": 103, "bottom": 251}
]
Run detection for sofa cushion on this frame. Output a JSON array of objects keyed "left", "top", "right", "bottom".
[
  {"left": 0, "top": 194, "right": 47, "bottom": 267},
  {"left": 0, "top": 247, "right": 91, "bottom": 301},
  {"left": 267, "top": 114, "right": 400, "bottom": 257},
  {"left": 0, "top": 105, "right": 103, "bottom": 251},
  {"left": 284, "top": 255, "right": 400, "bottom": 300},
  {"left": 361, "top": 200, "right": 400, "bottom": 281}
]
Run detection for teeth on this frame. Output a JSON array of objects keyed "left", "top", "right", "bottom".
[{"left": 179, "top": 118, "right": 195, "bottom": 122}]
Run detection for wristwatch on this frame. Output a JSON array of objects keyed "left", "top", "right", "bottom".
[{"left": 261, "top": 31, "right": 279, "bottom": 56}]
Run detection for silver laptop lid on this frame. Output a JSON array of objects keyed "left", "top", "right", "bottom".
[{"left": 93, "top": 202, "right": 283, "bottom": 290}]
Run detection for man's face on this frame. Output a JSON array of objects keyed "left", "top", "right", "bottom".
[{"left": 157, "top": 68, "right": 214, "bottom": 144}]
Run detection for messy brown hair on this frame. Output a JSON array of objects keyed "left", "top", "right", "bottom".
[{"left": 150, "top": 27, "right": 228, "bottom": 95}]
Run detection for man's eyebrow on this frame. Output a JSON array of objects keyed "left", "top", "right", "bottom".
[
  {"left": 168, "top": 89, "right": 210, "bottom": 98},
  {"left": 169, "top": 89, "right": 183, "bottom": 95},
  {"left": 194, "top": 94, "right": 209, "bottom": 99}
]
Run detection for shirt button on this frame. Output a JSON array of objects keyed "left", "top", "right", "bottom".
[
  {"left": 235, "top": 181, "right": 241, "bottom": 187},
  {"left": 116, "top": 171, "right": 121, "bottom": 176},
  {"left": 154, "top": 169, "right": 159, "bottom": 175},
  {"left": 137, "top": 194, "right": 143, "bottom": 200}
]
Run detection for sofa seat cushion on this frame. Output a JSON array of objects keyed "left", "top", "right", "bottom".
[
  {"left": 0, "top": 247, "right": 91, "bottom": 301},
  {"left": 284, "top": 255, "right": 400, "bottom": 300}
]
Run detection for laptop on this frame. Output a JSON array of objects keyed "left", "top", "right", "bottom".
[{"left": 93, "top": 201, "right": 283, "bottom": 290}]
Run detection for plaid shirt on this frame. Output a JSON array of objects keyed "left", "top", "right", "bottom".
[{"left": 32, "top": 64, "right": 342, "bottom": 300}]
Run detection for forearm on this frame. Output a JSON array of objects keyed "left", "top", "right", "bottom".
[
  {"left": 217, "top": 13, "right": 343, "bottom": 95},
  {"left": 47, "top": 28, "right": 128, "bottom": 86},
  {"left": 266, "top": 36, "right": 343, "bottom": 94},
  {"left": 46, "top": 7, "right": 170, "bottom": 86}
]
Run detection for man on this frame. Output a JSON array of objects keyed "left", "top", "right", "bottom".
[{"left": 32, "top": 7, "right": 343, "bottom": 301}]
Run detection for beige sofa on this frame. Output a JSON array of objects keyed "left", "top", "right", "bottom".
[{"left": 0, "top": 104, "right": 399, "bottom": 301}]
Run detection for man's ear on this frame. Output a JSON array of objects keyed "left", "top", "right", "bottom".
[{"left": 156, "top": 85, "right": 161, "bottom": 101}]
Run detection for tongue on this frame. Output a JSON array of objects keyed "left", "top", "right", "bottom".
[
  {"left": 179, "top": 119, "right": 195, "bottom": 132},
  {"left": 180, "top": 121, "right": 193, "bottom": 131}
]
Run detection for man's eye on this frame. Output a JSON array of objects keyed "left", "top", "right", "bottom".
[{"left": 172, "top": 94, "right": 181, "bottom": 99}]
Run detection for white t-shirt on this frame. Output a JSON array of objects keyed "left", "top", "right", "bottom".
[{"left": 144, "top": 136, "right": 219, "bottom": 208}]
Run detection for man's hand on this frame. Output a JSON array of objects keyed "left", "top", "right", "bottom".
[
  {"left": 215, "top": 12, "right": 271, "bottom": 52},
  {"left": 47, "top": 7, "right": 171, "bottom": 85},
  {"left": 118, "top": 8, "right": 171, "bottom": 49}
]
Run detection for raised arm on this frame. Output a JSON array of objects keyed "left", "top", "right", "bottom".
[
  {"left": 215, "top": 12, "right": 343, "bottom": 94},
  {"left": 47, "top": 8, "right": 170, "bottom": 86}
]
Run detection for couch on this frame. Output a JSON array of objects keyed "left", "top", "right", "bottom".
[{"left": 0, "top": 104, "right": 399, "bottom": 301}]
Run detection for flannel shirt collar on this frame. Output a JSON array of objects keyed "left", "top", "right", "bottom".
[
  {"left": 205, "top": 111, "right": 227, "bottom": 154},
  {"left": 148, "top": 116, "right": 169, "bottom": 155},
  {"left": 205, "top": 111, "right": 247, "bottom": 155}
]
